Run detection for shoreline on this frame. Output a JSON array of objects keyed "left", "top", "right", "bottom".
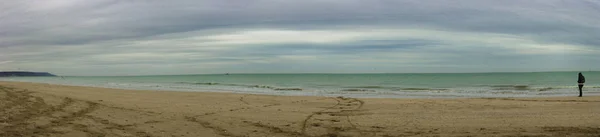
[
  {"left": 1, "top": 80, "right": 597, "bottom": 99},
  {"left": 2, "top": 81, "right": 596, "bottom": 100},
  {"left": 1, "top": 81, "right": 600, "bottom": 136}
]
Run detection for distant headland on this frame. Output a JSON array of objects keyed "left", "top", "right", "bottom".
[{"left": 0, "top": 71, "right": 56, "bottom": 77}]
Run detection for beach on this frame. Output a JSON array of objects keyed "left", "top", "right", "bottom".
[{"left": 1, "top": 81, "right": 599, "bottom": 137}]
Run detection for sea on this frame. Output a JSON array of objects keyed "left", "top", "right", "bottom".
[{"left": 1, "top": 72, "right": 599, "bottom": 98}]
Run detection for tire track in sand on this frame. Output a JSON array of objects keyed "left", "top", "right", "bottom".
[
  {"left": 301, "top": 96, "right": 367, "bottom": 136},
  {"left": 0, "top": 86, "right": 155, "bottom": 137}
]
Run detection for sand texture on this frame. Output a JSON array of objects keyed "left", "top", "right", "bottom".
[{"left": 1, "top": 81, "right": 599, "bottom": 137}]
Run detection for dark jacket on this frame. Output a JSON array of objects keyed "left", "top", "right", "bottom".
[{"left": 578, "top": 73, "right": 586, "bottom": 83}]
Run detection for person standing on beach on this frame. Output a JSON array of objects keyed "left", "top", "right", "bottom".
[{"left": 578, "top": 72, "right": 586, "bottom": 97}]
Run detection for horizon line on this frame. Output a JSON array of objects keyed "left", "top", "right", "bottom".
[{"left": 57, "top": 70, "right": 598, "bottom": 77}]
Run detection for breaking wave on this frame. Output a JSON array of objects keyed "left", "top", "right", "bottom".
[{"left": 176, "top": 82, "right": 303, "bottom": 91}]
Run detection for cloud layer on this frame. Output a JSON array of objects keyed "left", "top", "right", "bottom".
[{"left": 1, "top": 0, "right": 600, "bottom": 76}]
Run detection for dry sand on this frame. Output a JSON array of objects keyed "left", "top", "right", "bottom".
[{"left": 1, "top": 81, "right": 599, "bottom": 137}]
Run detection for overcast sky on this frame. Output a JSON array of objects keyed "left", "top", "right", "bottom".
[{"left": 1, "top": 0, "right": 600, "bottom": 76}]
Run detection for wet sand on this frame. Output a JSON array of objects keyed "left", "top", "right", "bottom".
[{"left": 1, "top": 81, "right": 599, "bottom": 137}]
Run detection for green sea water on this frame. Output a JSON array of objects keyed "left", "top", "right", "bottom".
[{"left": 2, "top": 71, "right": 599, "bottom": 98}]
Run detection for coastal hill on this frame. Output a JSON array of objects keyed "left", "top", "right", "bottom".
[{"left": 0, "top": 71, "right": 56, "bottom": 77}]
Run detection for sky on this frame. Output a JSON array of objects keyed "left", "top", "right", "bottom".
[{"left": 1, "top": 0, "right": 600, "bottom": 76}]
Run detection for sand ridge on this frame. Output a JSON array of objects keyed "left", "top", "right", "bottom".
[{"left": 1, "top": 81, "right": 600, "bottom": 137}]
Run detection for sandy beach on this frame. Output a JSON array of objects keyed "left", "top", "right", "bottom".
[{"left": 1, "top": 81, "right": 599, "bottom": 137}]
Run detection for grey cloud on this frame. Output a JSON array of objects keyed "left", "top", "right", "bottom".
[
  {"left": 4, "top": 0, "right": 600, "bottom": 46},
  {"left": 2, "top": 0, "right": 600, "bottom": 75},
  {"left": 225, "top": 39, "right": 441, "bottom": 57}
]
